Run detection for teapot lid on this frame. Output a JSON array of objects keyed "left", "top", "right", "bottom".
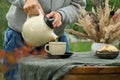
[{"left": 44, "top": 16, "right": 54, "bottom": 29}]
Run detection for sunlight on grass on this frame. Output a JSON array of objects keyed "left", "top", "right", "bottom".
[{"left": 69, "top": 41, "right": 93, "bottom": 52}]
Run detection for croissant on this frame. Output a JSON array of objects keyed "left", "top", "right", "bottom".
[{"left": 97, "top": 44, "right": 118, "bottom": 52}]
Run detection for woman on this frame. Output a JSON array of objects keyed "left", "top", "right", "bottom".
[{"left": 3, "top": 0, "right": 86, "bottom": 80}]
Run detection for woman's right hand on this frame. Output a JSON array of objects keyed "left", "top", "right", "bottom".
[{"left": 23, "top": 0, "right": 44, "bottom": 16}]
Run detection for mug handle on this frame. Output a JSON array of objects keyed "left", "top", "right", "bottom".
[{"left": 44, "top": 44, "right": 50, "bottom": 53}]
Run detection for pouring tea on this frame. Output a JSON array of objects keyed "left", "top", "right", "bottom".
[{"left": 22, "top": 11, "right": 58, "bottom": 46}]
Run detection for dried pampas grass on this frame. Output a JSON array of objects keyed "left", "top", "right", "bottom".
[{"left": 66, "top": 0, "right": 120, "bottom": 44}]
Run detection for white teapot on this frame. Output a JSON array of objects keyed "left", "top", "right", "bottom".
[{"left": 22, "top": 11, "right": 58, "bottom": 46}]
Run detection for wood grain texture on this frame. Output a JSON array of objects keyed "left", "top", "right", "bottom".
[{"left": 62, "top": 66, "right": 120, "bottom": 80}]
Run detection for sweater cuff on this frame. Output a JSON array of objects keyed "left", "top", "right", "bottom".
[{"left": 57, "top": 10, "right": 66, "bottom": 22}]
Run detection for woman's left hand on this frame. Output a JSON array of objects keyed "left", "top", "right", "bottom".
[{"left": 46, "top": 11, "right": 62, "bottom": 28}]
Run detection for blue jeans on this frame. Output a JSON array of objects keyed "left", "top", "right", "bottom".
[
  {"left": 3, "top": 27, "right": 70, "bottom": 80},
  {"left": 3, "top": 28, "right": 24, "bottom": 80},
  {"left": 58, "top": 33, "right": 70, "bottom": 52}
]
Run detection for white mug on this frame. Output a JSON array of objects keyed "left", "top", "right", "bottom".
[{"left": 44, "top": 42, "right": 66, "bottom": 55}]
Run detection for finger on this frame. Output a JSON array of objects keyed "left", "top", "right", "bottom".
[
  {"left": 52, "top": 14, "right": 60, "bottom": 27},
  {"left": 24, "top": 3, "right": 37, "bottom": 13},
  {"left": 29, "top": 8, "right": 39, "bottom": 16},
  {"left": 24, "top": 5, "right": 33, "bottom": 14},
  {"left": 53, "top": 19, "right": 62, "bottom": 27},
  {"left": 46, "top": 12, "right": 55, "bottom": 18},
  {"left": 25, "top": 5, "right": 39, "bottom": 16},
  {"left": 54, "top": 20, "right": 62, "bottom": 27},
  {"left": 53, "top": 21, "right": 58, "bottom": 27},
  {"left": 23, "top": 5, "right": 29, "bottom": 13},
  {"left": 57, "top": 21, "right": 62, "bottom": 27},
  {"left": 32, "top": 8, "right": 39, "bottom": 15},
  {"left": 28, "top": 10, "right": 34, "bottom": 16},
  {"left": 52, "top": 16, "right": 59, "bottom": 27}
]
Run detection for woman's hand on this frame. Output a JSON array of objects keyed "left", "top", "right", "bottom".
[
  {"left": 46, "top": 11, "right": 62, "bottom": 28},
  {"left": 23, "top": 0, "right": 44, "bottom": 16}
]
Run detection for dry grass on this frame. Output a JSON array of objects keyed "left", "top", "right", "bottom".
[{"left": 67, "top": 0, "right": 120, "bottom": 44}]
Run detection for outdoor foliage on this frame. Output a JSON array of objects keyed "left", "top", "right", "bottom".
[
  {"left": 0, "top": 0, "right": 10, "bottom": 49},
  {"left": 67, "top": 0, "right": 120, "bottom": 39},
  {"left": 68, "top": 0, "right": 120, "bottom": 44}
]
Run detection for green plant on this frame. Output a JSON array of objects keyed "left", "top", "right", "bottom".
[
  {"left": 69, "top": 41, "right": 92, "bottom": 52},
  {"left": 0, "top": 0, "right": 10, "bottom": 49}
]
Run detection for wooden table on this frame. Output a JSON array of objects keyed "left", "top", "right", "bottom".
[
  {"left": 62, "top": 66, "right": 120, "bottom": 80},
  {"left": 19, "top": 52, "right": 120, "bottom": 80}
]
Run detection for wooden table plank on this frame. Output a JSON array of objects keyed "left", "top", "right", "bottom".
[
  {"left": 69, "top": 66, "right": 120, "bottom": 74},
  {"left": 62, "top": 66, "right": 120, "bottom": 80}
]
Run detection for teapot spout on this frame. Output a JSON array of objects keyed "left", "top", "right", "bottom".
[{"left": 51, "top": 32, "right": 58, "bottom": 41}]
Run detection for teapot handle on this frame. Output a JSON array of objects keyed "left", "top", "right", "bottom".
[
  {"left": 26, "top": 9, "right": 43, "bottom": 20},
  {"left": 38, "top": 9, "right": 43, "bottom": 15}
]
